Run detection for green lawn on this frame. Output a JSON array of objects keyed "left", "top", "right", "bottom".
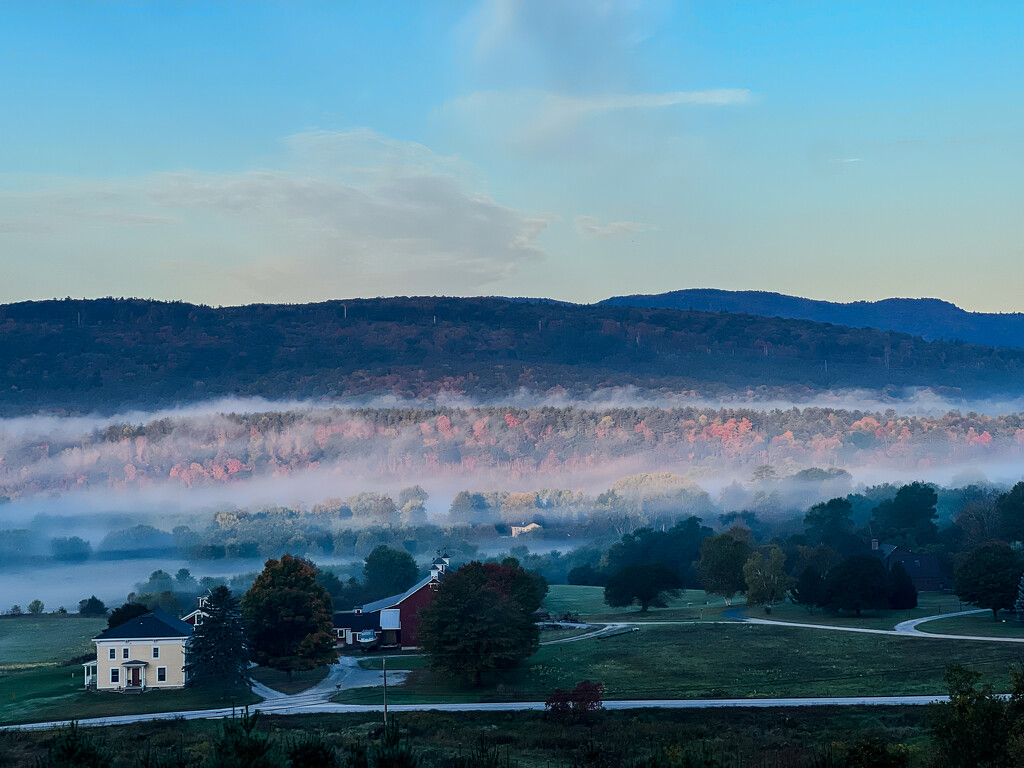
[
  {"left": 917, "top": 611, "right": 1024, "bottom": 638},
  {"left": 0, "top": 615, "right": 106, "bottom": 670},
  {"left": 733, "top": 592, "right": 960, "bottom": 631},
  {"left": 0, "top": 665, "right": 259, "bottom": 726},
  {"left": 543, "top": 585, "right": 740, "bottom": 622},
  {"left": 334, "top": 622, "right": 1024, "bottom": 705},
  {"left": 250, "top": 666, "right": 328, "bottom": 694}
]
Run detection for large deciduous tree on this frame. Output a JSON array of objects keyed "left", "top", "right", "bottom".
[
  {"left": 186, "top": 585, "right": 252, "bottom": 695},
  {"left": 77, "top": 596, "right": 107, "bottom": 617},
  {"left": 362, "top": 545, "right": 420, "bottom": 602},
  {"left": 242, "top": 555, "right": 336, "bottom": 680},
  {"left": 789, "top": 567, "right": 824, "bottom": 613},
  {"left": 694, "top": 529, "right": 751, "bottom": 606},
  {"left": 742, "top": 546, "right": 792, "bottom": 614},
  {"left": 803, "top": 497, "right": 858, "bottom": 552},
  {"left": 604, "top": 518, "right": 711, "bottom": 588},
  {"left": 820, "top": 556, "right": 890, "bottom": 616},
  {"left": 603, "top": 563, "right": 683, "bottom": 612},
  {"left": 871, "top": 482, "right": 939, "bottom": 546},
  {"left": 418, "top": 560, "right": 547, "bottom": 685},
  {"left": 954, "top": 542, "right": 1023, "bottom": 620}
]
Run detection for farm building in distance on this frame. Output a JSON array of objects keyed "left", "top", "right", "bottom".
[{"left": 334, "top": 553, "right": 449, "bottom": 650}]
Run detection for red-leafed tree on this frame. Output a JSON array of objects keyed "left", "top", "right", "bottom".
[{"left": 545, "top": 680, "right": 605, "bottom": 722}]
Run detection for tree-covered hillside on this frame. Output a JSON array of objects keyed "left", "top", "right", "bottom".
[
  {"left": 3, "top": 296, "right": 1024, "bottom": 413},
  {"left": 600, "top": 288, "right": 1024, "bottom": 349}
]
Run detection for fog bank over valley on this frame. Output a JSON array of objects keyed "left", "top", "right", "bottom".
[{"left": 3, "top": 394, "right": 1024, "bottom": 607}]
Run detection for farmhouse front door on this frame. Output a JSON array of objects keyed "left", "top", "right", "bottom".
[{"left": 129, "top": 667, "right": 141, "bottom": 687}]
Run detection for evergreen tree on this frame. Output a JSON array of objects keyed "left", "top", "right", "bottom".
[
  {"left": 207, "top": 709, "right": 281, "bottom": 768},
  {"left": 185, "top": 585, "right": 252, "bottom": 694},
  {"left": 286, "top": 734, "right": 341, "bottom": 768},
  {"left": 371, "top": 720, "right": 418, "bottom": 768},
  {"left": 37, "top": 722, "right": 111, "bottom": 768}
]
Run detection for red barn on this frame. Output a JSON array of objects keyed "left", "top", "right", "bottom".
[{"left": 334, "top": 553, "right": 449, "bottom": 650}]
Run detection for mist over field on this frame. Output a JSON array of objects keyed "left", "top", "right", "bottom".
[{"left": 2, "top": 389, "right": 1024, "bottom": 606}]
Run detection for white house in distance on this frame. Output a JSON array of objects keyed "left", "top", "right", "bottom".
[{"left": 83, "top": 609, "right": 193, "bottom": 692}]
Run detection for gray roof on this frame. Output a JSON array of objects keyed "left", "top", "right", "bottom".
[
  {"left": 93, "top": 609, "right": 193, "bottom": 641},
  {"left": 359, "top": 573, "right": 438, "bottom": 613}
]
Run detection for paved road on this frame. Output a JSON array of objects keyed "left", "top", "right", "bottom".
[
  {"left": 724, "top": 608, "right": 1024, "bottom": 643},
  {"left": 3, "top": 694, "right": 955, "bottom": 732}
]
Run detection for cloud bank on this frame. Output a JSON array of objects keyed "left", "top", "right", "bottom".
[{"left": 0, "top": 129, "right": 550, "bottom": 304}]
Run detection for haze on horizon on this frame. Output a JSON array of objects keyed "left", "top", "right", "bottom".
[{"left": 3, "top": 2, "right": 1024, "bottom": 313}]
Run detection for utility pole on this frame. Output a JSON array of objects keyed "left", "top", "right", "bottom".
[{"left": 382, "top": 656, "right": 388, "bottom": 726}]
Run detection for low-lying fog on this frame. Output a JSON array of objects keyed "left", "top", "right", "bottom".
[{"left": 3, "top": 389, "right": 1024, "bottom": 610}]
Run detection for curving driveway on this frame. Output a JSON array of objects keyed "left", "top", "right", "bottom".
[{"left": 723, "top": 608, "right": 1024, "bottom": 643}]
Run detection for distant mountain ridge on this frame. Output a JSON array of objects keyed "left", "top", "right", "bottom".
[
  {"left": 598, "top": 289, "right": 1024, "bottom": 349},
  {"left": 4, "top": 296, "right": 1024, "bottom": 414}
]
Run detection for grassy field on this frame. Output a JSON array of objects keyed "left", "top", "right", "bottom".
[
  {"left": 917, "top": 611, "right": 1024, "bottom": 638},
  {"left": 251, "top": 665, "right": 328, "bottom": 694},
  {"left": 335, "top": 621, "right": 1024, "bottom": 705},
  {"left": 0, "top": 615, "right": 106, "bottom": 671},
  {"left": 543, "top": 585, "right": 740, "bottom": 622},
  {"left": 0, "top": 707, "right": 936, "bottom": 768},
  {"left": 0, "top": 665, "right": 260, "bottom": 726}
]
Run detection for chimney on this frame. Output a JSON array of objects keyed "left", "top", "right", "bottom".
[{"left": 871, "top": 539, "right": 879, "bottom": 551}]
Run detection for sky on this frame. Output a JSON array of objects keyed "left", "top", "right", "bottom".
[{"left": 2, "top": 1, "right": 1024, "bottom": 311}]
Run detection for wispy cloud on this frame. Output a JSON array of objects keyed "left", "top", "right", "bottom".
[
  {"left": 575, "top": 215, "right": 646, "bottom": 239},
  {"left": 469, "top": 0, "right": 673, "bottom": 91},
  {"left": 442, "top": 87, "right": 751, "bottom": 151},
  {"left": 0, "top": 129, "right": 551, "bottom": 303}
]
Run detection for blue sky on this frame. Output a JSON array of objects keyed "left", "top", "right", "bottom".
[{"left": 3, "top": 1, "right": 1024, "bottom": 310}]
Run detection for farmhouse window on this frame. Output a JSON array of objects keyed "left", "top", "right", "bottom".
[
  {"left": 108, "top": 648, "right": 116, "bottom": 660},
  {"left": 157, "top": 667, "right": 167, "bottom": 682},
  {"left": 152, "top": 646, "right": 160, "bottom": 659},
  {"left": 110, "top": 668, "right": 119, "bottom": 684},
  {"left": 123, "top": 647, "right": 129, "bottom": 659}
]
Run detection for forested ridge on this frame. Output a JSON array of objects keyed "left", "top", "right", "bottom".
[
  {"left": 3, "top": 296, "right": 1024, "bottom": 413},
  {"left": 601, "top": 288, "right": 1024, "bottom": 349}
]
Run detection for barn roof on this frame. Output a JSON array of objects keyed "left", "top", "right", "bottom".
[{"left": 358, "top": 573, "right": 440, "bottom": 613}]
